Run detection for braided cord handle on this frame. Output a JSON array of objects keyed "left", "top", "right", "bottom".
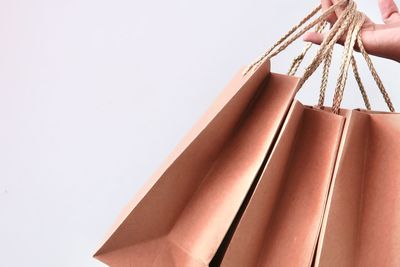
[
  {"left": 332, "top": 11, "right": 365, "bottom": 113},
  {"left": 314, "top": 23, "right": 371, "bottom": 110},
  {"left": 242, "top": 0, "right": 348, "bottom": 75},
  {"left": 287, "top": 21, "right": 327, "bottom": 76},
  {"left": 349, "top": 57, "right": 372, "bottom": 110},
  {"left": 244, "top": 0, "right": 395, "bottom": 113},
  {"left": 330, "top": 8, "right": 394, "bottom": 113},
  {"left": 284, "top": 3, "right": 371, "bottom": 111},
  {"left": 357, "top": 34, "right": 395, "bottom": 112},
  {"left": 297, "top": 0, "right": 356, "bottom": 90}
]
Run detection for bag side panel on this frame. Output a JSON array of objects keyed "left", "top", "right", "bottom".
[
  {"left": 221, "top": 103, "right": 345, "bottom": 267},
  {"left": 168, "top": 72, "right": 299, "bottom": 264}
]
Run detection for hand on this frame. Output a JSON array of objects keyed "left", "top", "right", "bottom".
[{"left": 303, "top": 0, "right": 400, "bottom": 62}]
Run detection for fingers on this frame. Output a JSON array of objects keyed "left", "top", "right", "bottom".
[
  {"left": 304, "top": 0, "right": 349, "bottom": 46},
  {"left": 322, "top": 0, "right": 338, "bottom": 24},
  {"left": 303, "top": 32, "right": 324, "bottom": 44},
  {"left": 322, "top": 0, "right": 346, "bottom": 24},
  {"left": 303, "top": 31, "right": 345, "bottom": 46},
  {"left": 378, "top": 0, "right": 400, "bottom": 23}
]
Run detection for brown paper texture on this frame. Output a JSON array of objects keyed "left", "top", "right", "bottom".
[
  {"left": 220, "top": 101, "right": 345, "bottom": 267},
  {"left": 316, "top": 110, "right": 400, "bottom": 267},
  {"left": 94, "top": 60, "right": 301, "bottom": 266}
]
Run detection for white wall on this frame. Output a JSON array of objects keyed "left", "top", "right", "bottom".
[{"left": 0, "top": 0, "right": 398, "bottom": 266}]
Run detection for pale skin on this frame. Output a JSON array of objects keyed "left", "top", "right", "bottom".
[{"left": 303, "top": 0, "right": 400, "bottom": 62}]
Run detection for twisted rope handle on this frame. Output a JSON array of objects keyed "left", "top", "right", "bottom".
[
  {"left": 288, "top": 20, "right": 371, "bottom": 111},
  {"left": 242, "top": 0, "right": 349, "bottom": 75},
  {"left": 244, "top": 0, "right": 395, "bottom": 113},
  {"left": 331, "top": 9, "right": 394, "bottom": 113},
  {"left": 315, "top": 21, "right": 371, "bottom": 110},
  {"left": 317, "top": 43, "right": 334, "bottom": 106},
  {"left": 298, "top": 0, "right": 356, "bottom": 90},
  {"left": 356, "top": 34, "right": 395, "bottom": 112},
  {"left": 287, "top": 21, "right": 327, "bottom": 76},
  {"left": 332, "top": 10, "right": 365, "bottom": 113},
  {"left": 350, "top": 57, "right": 372, "bottom": 110}
]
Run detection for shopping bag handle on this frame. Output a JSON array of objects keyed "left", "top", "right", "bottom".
[
  {"left": 288, "top": 22, "right": 372, "bottom": 111},
  {"left": 331, "top": 11, "right": 365, "bottom": 113},
  {"left": 355, "top": 30, "right": 395, "bottom": 112},
  {"left": 323, "top": 6, "right": 395, "bottom": 113},
  {"left": 242, "top": 0, "right": 349, "bottom": 75},
  {"left": 243, "top": 0, "right": 395, "bottom": 113}
]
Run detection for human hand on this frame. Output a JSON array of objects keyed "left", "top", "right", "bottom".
[{"left": 303, "top": 0, "right": 400, "bottom": 62}]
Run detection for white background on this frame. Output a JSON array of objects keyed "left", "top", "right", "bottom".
[{"left": 0, "top": 0, "right": 399, "bottom": 266}]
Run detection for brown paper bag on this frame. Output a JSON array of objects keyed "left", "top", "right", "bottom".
[
  {"left": 313, "top": 5, "right": 400, "bottom": 265},
  {"left": 94, "top": 2, "right": 359, "bottom": 265},
  {"left": 315, "top": 109, "right": 400, "bottom": 267},
  {"left": 94, "top": 59, "right": 301, "bottom": 266},
  {"left": 218, "top": 100, "right": 345, "bottom": 267},
  {"left": 218, "top": 6, "right": 386, "bottom": 265}
]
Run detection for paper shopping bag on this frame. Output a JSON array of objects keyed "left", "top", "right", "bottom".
[
  {"left": 315, "top": 109, "right": 400, "bottom": 267},
  {"left": 94, "top": 59, "right": 302, "bottom": 266},
  {"left": 219, "top": 100, "right": 345, "bottom": 267}
]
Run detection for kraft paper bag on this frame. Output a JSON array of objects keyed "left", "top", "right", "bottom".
[
  {"left": 94, "top": 1, "right": 362, "bottom": 265},
  {"left": 94, "top": 59, "right": 302, "bottom": 266},
  {"left": 218, "top": 100, "right": 345, "bottom": 267},
  {"left": 315, "top": 109, "right": 400, "bottom": 267}
]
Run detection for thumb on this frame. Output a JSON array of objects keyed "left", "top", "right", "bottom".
[{"left": 378, "top": 0, "right": 400, "bottom": 23}]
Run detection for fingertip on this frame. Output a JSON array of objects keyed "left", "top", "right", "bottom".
[
  {"left": 303, "top": 32, "right": 324, "bottom": 45},
  {"left": 303, "top": 32, "right": 317, "bottom": 42},
  {"left": 302, "top": 32, "right": 314, "bottom": 41},
  {"left": 379, "top": 0, "right": 400, "bottom": 23}
]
